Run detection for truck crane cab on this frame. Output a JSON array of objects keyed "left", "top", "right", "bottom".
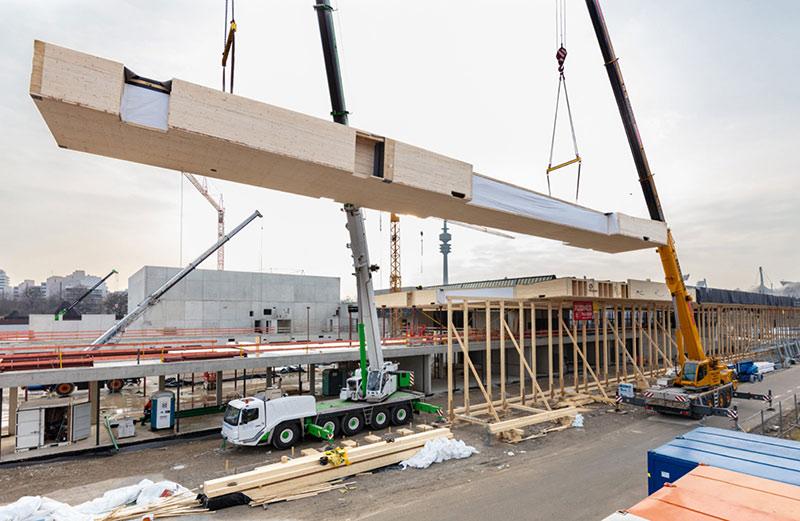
[{"left": 677, "top": 359, "right": 734, "bottom": 390}]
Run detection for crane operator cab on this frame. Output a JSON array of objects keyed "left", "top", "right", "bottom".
[
  {"left": 340, "top": 361, "right": 407, "bottom": 402},
  {"left": 677, "top": 360, "right": 734, "bottom": 390},
  {"left": 221, "top": 392, "right": 315, "bottom": 448}
]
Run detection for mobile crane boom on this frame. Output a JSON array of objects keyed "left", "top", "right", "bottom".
[
  {"left": 314, "top": 0, "right": 400, "bottom": 402},
  {"left": 584, "top": 0, "right": 704, "bottom": 368},
  {"left": 54, "top": 269, "right": 117, "bottom": 320}
]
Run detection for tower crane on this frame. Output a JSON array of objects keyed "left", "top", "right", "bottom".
[{"left": 183, "top": 173, "right": 226, "bottom": 270}]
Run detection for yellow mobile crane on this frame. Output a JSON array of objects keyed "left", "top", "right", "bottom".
[{"left": 585, "top": 1, "right": 770, "bottom": 419}]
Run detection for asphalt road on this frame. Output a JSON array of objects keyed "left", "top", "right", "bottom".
[
  {"left": 363, "top": 366, "right": 800, "bottom": 521},
  {"left": 3, "top": 367, "right": 796, "bottom": 521},
  {"left": 360, "top": 415, "right": 690, "bottom": 521},
  {"left": 706, "top": 363, "right": 800, "bottom": 431}
]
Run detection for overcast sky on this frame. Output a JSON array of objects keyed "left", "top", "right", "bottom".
[{"left": 1, "top": 1, "right": 798, "bottom": 298}]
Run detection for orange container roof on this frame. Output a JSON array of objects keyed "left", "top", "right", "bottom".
[{"left": 626, "top": 465, "right": 800, "bottom": 521}]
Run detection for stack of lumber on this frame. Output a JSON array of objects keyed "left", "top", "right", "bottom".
[
  {"left": 98, "top": 491, "right": 208, "bottom": 520},
  {"left": 248, "top": 479, "right": 354, "bottom": 507},
  {"left": 29, "top": 40, "right": 667, "bottom": 254},
  {"left": 487, "top": 406, "right": 577, "bottom": 435},
  {"left": 203, "top": 428, "right": 452, "bottom": 505}
]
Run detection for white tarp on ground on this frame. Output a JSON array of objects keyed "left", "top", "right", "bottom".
[
  {"left": 0, "top": 479, "right": 188, "bottom": 521},
  {"left": 400, "top": 437, "right": 478, "bottom": 469}
]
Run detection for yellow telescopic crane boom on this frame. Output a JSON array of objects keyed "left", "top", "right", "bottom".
[{"left": 584, "top": 0, "right": 703, "bottom": 369}]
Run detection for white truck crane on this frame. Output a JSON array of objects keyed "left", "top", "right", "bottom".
[{"left": 221, "top": 0, "right": 441, "bottom": 450}]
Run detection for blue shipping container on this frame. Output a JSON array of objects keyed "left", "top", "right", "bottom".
[{"left": 647, "top": 426, "right": 800, "bottom": 494}]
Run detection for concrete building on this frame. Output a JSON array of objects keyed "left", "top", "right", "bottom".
[
  {"left": 29, "top": 314, "right": 116, "bottom": 333},
  {"left": 13, "top": 279, "right": 46, "bottom": 299},
  {"left": 127, "top": 266, "right": 341, "bottom": 338},
  {"left": 375, "top": 275, "right": 691, "bottom": 308},
  {"left": 0, "top": 269, "right": 10, "bottom": 298},
  {"left": 46, "top": 270, "right": 109, "bottom": 299}
]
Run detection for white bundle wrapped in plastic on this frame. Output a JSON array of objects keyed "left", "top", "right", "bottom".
[
  {"left": 0, "top": 479, "right": 189, "bottom": 521},
  {"left": 754, "top": 361, "right": 775, "bottom": 374},
  {"left": 400, "top": 437, "right": 478, "bottom": 469}
]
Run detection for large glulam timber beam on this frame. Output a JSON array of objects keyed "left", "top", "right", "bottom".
[{"left": 29, "top": 40, "right": 666, "bottom": 253}]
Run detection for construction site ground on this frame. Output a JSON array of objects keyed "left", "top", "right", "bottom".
[{"left": 1, "top": 365, "right": 797, "bottom": 520}]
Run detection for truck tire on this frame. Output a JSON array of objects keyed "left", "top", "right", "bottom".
[
  {"left": 54, "top": 382, "right": 75, "bottom": 396},
  {"left": 370, "top": 408, "right": 390, "bottom": 430},
  {"left": 318, "top": 416, "right": 340, "bottom": 438},
  {"left": 758, "top": 374, "right": 764, "bottom": 382},
  {"left": 272, "top": 422, "right": 300, "bottom": 450},
  {"left": 390, "top": 404, "right": 412, "bottom": 426},
  {"left": 342, "top": 412, "right": 364, "bottom": 436},
  {"left": 106, "top": 379, "right": 124, "bottom": 392}
]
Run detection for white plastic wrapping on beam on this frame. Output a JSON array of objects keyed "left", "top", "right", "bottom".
[
  {"left": 469, "top": 175, "right": 609, "bottom": 234},
  {"left": 120, "top": 83, "right": 169, "bottom": 131}
]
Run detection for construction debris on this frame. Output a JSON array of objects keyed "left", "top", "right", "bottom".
[{"left": 0, "top": 479, "right": 205, "bottom": 521}]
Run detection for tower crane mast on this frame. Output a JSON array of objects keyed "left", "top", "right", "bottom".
[{"left": 183, "top": 172, "right": 225, "bottom": 270}]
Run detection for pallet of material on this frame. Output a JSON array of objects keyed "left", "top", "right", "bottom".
[
  {"left": 203, "top": 428, "right": 452, "bottom": 500},
  {"left": 29, "top": 40, "right": 667, "bottom": 254}
]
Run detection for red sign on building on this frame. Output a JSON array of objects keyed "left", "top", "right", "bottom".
[{"left": 573, "top": 301, "right": 594, "bottom": 321}]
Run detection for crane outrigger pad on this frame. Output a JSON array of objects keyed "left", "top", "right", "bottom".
[{"left": 29, "top": 40, "right": 666, "bottom": 253}]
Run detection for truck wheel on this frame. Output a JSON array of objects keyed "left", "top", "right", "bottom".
[
  {"left": 342, "top": 413, "right": 364, "bottom": 436},
  {"left": 319, "top": 416, "right": 340, "bottom": 438},
  {"left": 54, "top": 383, "right": 75, "bottom": 396},
  {"left": 390, "top": 404, "right": 412, "bottom": 426},
  {"left": 272, "top": 422, "right": 300, "bottom": 450},
  {"left": 758, "top": 374, "right": 764, "bottom": 382},
  {"left": 106, "top": 379, "right": 124, "bottom": 392},
  {"left": 370, "top": 408, "right": 390, "bottom": 430}
]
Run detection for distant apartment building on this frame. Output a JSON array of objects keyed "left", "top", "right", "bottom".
[
  {"left": 13, "top": 279, "right": 46, "bottom": 299},
  {"left": 0, "top": 269, "right": 9, "bottom": 298},
  {"left": 46, "top": 270, "right": 108, "bottom": 298},
  {"left": 46, "top": 270, "right": 109, "bottom": 313}
]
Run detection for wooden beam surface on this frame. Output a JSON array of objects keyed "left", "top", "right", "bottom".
[{"left": 30, "top": 40, "right": 667, "bottom": 254}]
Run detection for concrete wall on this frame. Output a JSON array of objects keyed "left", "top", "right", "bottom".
[
  {"left": 29, "top": 314, "right": 116, "bottom": 333},
  {"left": 127, "top": 267, "right": 340, "bottom": 336},
  {"left": 627, "top": 279, "right": 672, "bottom": 302}
]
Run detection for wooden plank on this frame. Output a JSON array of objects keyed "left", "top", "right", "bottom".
[
  {"left": 30, "top": 40, "right": 667, "bottom": 254},
  {"left": 300, "top": 448, "right": 321, "bottom": 457},
  {"left": 488, "top": 407, "right": 577, "bottom": 434},
  {"left": 204, "top": 429, "right": 451, "bottom": 497},
  {"left": 245, "top": 448, "right": 421, "bottom": 503}
]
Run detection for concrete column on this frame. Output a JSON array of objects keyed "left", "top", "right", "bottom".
[
  {"left": 8, "top": 387, "right": 18, "bottom": 434},
  {"left": 309, "top": 364, "right": 316, "bottom": 396},
  {"left": 266, "top": 367, "right": 273, "bottom": 388},
  {"left": 175, "top": 375, "right": 181, "bottom": 433},
  {"left": 158, "top": 375, "right": 166, "bottom": 391},
  {"left": 89, "top": 381, "right": 99, "bottom": 425},
  {"left": 215, "top": 371, "right": 223, "bottom": 405},
  {"left": 0, "top": 388, "right": 3, "bottom": 461},
  {"left": 422, "top": 354, "right": 433, "bottom": 395}
]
